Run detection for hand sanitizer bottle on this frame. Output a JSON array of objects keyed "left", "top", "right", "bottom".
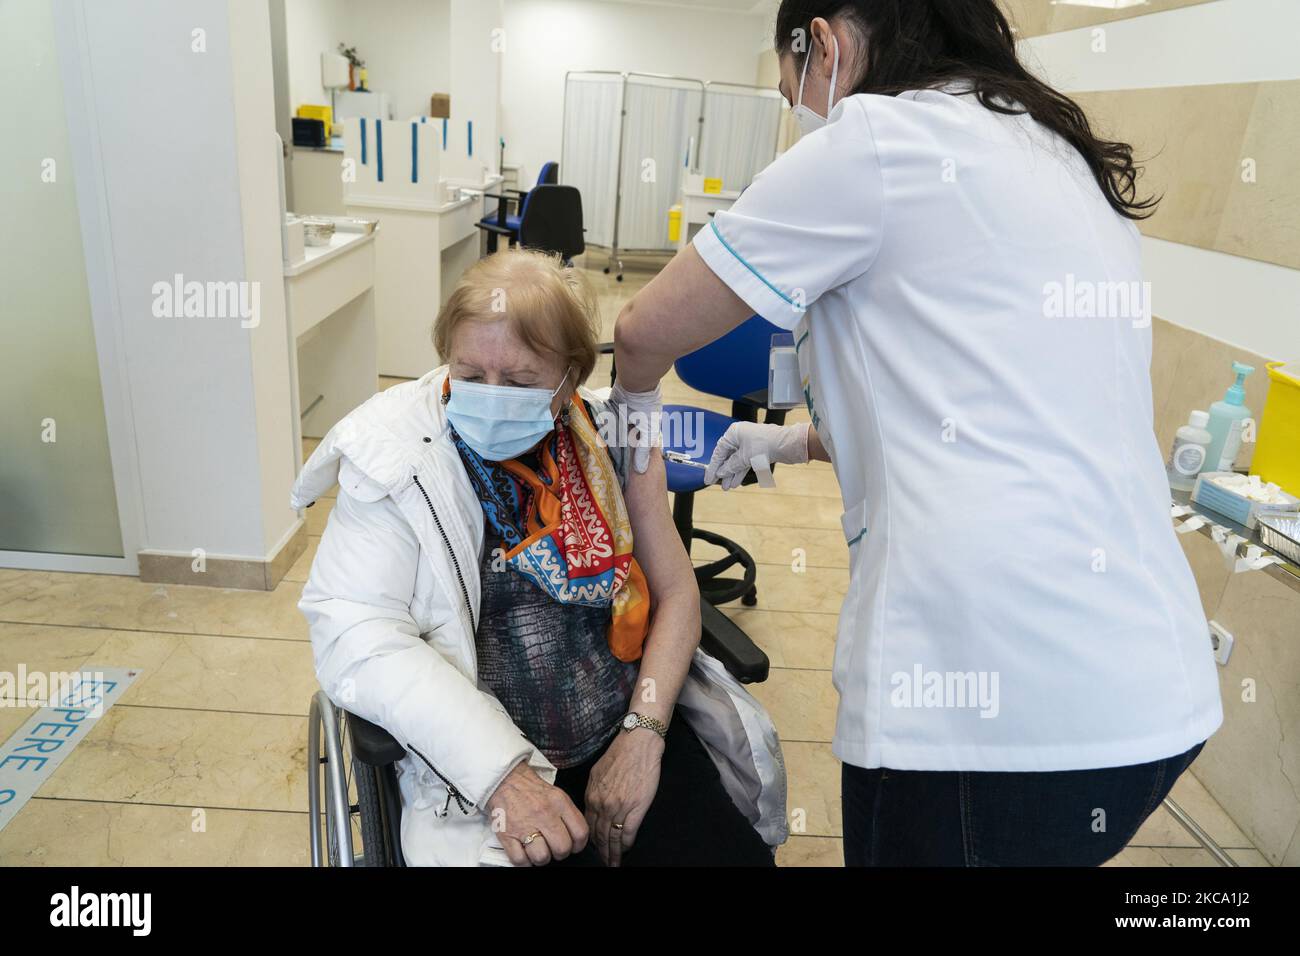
[
  {"left": 1167, "top": 410, "right": 1213, "bottom": 491},
  {"left": 1203, "top": 362, "right": 1255, "bottom": 474}
]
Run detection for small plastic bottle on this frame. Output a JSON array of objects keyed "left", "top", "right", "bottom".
[{"left": 1167, "top": 410, "right": 1213, "bottom": 491}]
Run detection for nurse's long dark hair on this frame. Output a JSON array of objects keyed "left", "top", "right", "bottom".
[{"left": 775, "top": 0, "right": 1159, "bottom": 219}]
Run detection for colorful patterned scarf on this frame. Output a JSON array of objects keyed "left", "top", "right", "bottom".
[{"left": 447, "top": 384, "right": 651, "bottom": 663}]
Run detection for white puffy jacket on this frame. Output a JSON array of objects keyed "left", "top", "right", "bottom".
[{"left": 292, "top": 367, "right": 788, "bottom": 866}]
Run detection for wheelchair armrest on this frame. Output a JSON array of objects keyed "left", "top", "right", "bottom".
[
  {"left": 699, "top": 599, "right": 769, "bottom": 684},
  {"left": 346, "top": 710, "right": 408, "bottom": 767}
]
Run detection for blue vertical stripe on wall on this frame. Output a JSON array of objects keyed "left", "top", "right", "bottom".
[
  {"left": 442, "top": 118, "right": 448, "bottom": 150},
  {"left": 376, "top": 119, "right": 384, "bottom": 182},
  {"left": 468, "top": 120, "right": 473, "bottom": 157},
  {"left": 360, "top": 118, "right": 368, "bottom": 165},
  {"left": 411, "top": 122, "right": 418, "bottom": 184}
]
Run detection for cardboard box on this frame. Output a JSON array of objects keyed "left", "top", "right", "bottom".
[{"left": 430, "top": 93, "right": 451, "bottom": 118}]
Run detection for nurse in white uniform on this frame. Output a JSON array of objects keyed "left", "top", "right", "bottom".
[{"left": 611, "top": 0, "right": 1222, "bottom": 866}]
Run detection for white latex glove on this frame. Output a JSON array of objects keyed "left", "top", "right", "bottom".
[
  {"left": 610, "top": 379, "right": 663, "bottom": 474},
  {"left": 705, "top": 422, "right": 810, "bottom": 490}
]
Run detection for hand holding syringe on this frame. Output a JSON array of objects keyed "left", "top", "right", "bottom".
[{"left": 663, "top": 448, "right": 776, "bottom": 488}]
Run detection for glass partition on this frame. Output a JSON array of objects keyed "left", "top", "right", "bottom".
[{"left": 0, "top": 0, "right": 123, "bottom": 558}]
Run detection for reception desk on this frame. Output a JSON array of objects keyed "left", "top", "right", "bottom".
[
  {"left": 344, "top": 183, "right": 498, "bottom": 378},
  {"left": 340, "top": 117, "right": 500, "bottom": 378}
]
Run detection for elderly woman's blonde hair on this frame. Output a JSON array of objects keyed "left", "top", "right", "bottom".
[{"left": 433, "top": 248, "right": 601, "bottom": 385}]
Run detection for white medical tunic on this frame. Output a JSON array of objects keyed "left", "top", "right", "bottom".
[{"left": 693, "top": 89, "right": 1222, "bottom": 772}]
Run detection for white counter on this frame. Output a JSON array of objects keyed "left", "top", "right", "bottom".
[
  {"left": 285, "top": 228, "right": 375, "bottom": 280},
  {"left": 284, "top": 228, "right": 378, "bottom": 445}
]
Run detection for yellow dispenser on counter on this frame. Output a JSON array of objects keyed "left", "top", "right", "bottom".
[{"left": 667, "top": 204, "right": 682, "bottom": 243}]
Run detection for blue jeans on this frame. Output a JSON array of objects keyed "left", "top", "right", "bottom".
[{"left": 841, "top": 742, "right": 1205, "bottom": 866}]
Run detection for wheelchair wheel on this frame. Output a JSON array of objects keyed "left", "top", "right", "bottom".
[
  {"left": 309, "top": 691, "right": 354, "bottom": 866},
  {"left": 351, "top": 760, "right": 393, "bottom": 867},
  {"left": 308, "top": 692, "right": 400, "bottom": 866}
]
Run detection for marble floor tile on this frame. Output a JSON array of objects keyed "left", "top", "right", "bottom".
[
  {"left": 777, "top": 834, "right": 844, "bottom": 867},
  {"left": 695, "top": 521, "right": 848, "bottom": 570},
  {"left": 108, "top": 633, "right": 317, "bottom": 716},
  {"left": 1165, "top": 770, "right": 1255, "bottom": 850},
  {"left": 0, "top": 800, "right": 308, "bottom": 867},
  {"left": 0, "top": 622, "right": 115, "bottom": 696},
  {"left": 0, "top": 570, "right": 309, "bottom": 642},
  {"left": 743, "top": 563, "right": 851, "bottom": 616},
  {"left": 36, "top": 705, "right": 307, "bottom": 813},
  {"left": 691, "top": 489, "right": 843, "bottom": 531},
  {"left": 784, "top": 741, "right": 842, "bottom": 838},
  {"left": 750, "top": 666, "right": 838, "bottom": 744},
  {"left": 721, "top": 606, "right": 838, "bottom": 670}
]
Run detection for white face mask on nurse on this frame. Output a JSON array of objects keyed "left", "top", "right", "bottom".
[{"left": 778, "top": 17, "right": 853, "bottom": 135}]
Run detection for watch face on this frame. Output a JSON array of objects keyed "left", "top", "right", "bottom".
[{"left": 622, "top": 714, "right": 637, "bottom": 730}]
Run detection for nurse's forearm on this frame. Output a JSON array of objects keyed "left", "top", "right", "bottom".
[
  {"left": 808, "top": 426, "right": 832, "bottom": 463},
  {"left": 614, "top": 247, "right": 754, "bottom": 392}
]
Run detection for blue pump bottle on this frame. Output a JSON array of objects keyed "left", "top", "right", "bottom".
[{"left": 1203, "top": 362, "right": 1255, "bottom": 474}]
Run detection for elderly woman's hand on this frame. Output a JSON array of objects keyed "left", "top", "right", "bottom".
[
  {"left": 487, "top": 763, "right": 589, "bottom": 866},
  {"left": 584, "top": 728, "right": 666, "bottom": 866}
]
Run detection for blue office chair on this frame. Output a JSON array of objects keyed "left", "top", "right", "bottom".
[
  {"left": 662, "top": 316, "right": 790, "bottom": 613},
  {"left": 479, "top": 161, "right": 559, "bottom": 253}
]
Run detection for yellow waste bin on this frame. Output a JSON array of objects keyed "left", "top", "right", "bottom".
[
  {"left": 667, "top": 204, "right": 682, "bottom": 244},
  {"left": 1251, "top": 361, "right": 1300, "bottom": 495}
]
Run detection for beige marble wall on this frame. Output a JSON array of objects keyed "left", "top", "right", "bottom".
[
  {"left": 1176, "top": 531, "right": 1300, "bottom": 865},
  {"left": 1156, "top": 316, "right": 1298, "bottom": 865},
  {"left": 999, "top": 0, "right": 1219, "bottom": 38},
  {"left": 1075, "top": 82, "right": 1300, "bottom": 271}
]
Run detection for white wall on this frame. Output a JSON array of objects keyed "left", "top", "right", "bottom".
[
  {"left": 1018, "top": 0, "right": 1300, "bottom": 360},
  {"left": 500, "top": 0, "right": 770, "bottom": 188},
  {"left": 230, "top": 0, "right": 301, "bottom": 556},
  {"left": 448, "top": 0, "right": 504, "bottom": 182},
  {"left": 65, "top": 0, "right": 299, "bottom": 563},
  {"left": 284, "top": 0, "right": 451, "bottom": 120}
]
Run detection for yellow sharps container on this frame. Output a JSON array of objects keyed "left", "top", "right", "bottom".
[{"left": 1251, "top": 361, "right": 1300, "bottom": 495}]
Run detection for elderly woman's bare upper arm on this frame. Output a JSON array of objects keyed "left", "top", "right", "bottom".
[{"left": 622, "top": 450, "right": 696, "bottom": 602}]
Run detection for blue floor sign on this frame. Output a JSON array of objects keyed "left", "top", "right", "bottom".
[{"left": 0, "top": 667, "right": 139, "bottom": 833}]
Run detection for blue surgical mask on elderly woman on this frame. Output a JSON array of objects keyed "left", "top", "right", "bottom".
[{"left": 445, "top": 368, "right": 571, "bottom": 461}]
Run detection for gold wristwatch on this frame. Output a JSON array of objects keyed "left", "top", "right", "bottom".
[{"left": 620, "top": 712, "right": 668, "bottom": 739}]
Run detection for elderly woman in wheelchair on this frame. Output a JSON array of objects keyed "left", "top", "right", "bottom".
[{"left": 294, "top": 249, "right": 787, "bottom": 867}]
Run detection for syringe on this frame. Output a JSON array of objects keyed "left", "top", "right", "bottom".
[{"left": 662, "top": 450, "right": 708, "bottom": 469}]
